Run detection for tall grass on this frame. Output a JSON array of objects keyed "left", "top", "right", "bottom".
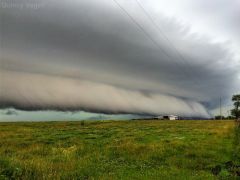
[
  {"left": 0, "top": 120, "right": 237, "bottom": 179},
  {"left": 233, "top": 120, "right": 240, "bottom": 163}
]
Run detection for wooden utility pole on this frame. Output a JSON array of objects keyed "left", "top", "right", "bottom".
[{"left": 220, "top": 97, "right": 222, "bottom": 120}]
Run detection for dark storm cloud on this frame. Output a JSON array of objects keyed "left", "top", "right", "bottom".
[{"left": 0, "top": 0, "right": 239, "bottom": 117}]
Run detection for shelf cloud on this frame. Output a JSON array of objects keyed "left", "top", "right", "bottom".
[
  {"left": 0, "top": 70, "right": 210, "bottom": 117},
  {"left": 0, "top": 0, "right": 239, "bottom": 117}
]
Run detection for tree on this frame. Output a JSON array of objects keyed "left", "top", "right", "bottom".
[
  {"left": 231, "top": 94, "right": 240, "bottom": 119},
  {"left": 215, "top": 115, "right": 225, "bottom": 120}
]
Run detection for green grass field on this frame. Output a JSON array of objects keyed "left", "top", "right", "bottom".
[{"left": 0, "top": 120, "right": 239, "bottom": 179}]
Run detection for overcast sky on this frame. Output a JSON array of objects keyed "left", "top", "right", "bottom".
[{"left": 0, "top": 0, "right": 239, "bottom": 120}]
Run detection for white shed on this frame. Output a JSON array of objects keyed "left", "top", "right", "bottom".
[
  {"left": 166, "top": 115, "right": 178, "bottom": 120},
  {"left": 156, "top": 115, "right": 179, "bottom": 120}
]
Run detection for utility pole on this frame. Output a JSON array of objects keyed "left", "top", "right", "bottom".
[{"left": 220, "top": 97, "right": 222, "bottom": 120}]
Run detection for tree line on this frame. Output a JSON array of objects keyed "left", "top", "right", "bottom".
[{"left": 215, "top": 94, "right": 240, "bottom": 120}]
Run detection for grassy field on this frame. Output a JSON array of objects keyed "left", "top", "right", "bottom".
[{"left": 0, "top": 120, "right": 239, "bottom": 179}]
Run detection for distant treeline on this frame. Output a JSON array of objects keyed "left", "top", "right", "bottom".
[{"left": 214, "top": 116, "right": 236, "bottom": 120}]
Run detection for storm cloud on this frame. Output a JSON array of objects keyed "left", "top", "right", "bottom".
[
  {"left": 0, "top": 0, "right": 239, "bottom": 117},
  {"left": 0, "top": 70, "right": 210, "bottom": 117}
]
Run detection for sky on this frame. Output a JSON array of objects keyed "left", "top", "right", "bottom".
[{"left": 0, "top": 0, "right": 239, "bottom": 121}]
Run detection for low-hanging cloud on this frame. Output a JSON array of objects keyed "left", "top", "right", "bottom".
[{"left": 0, "top": 70, "right": 210, "bottom": 117}]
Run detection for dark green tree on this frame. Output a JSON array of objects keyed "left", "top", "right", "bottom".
[
  {"left": 231, "top": 94, "right": 240, "bottom": 119},
  {"left": 231, "top": 95, "right": 240, "bottom": 174}
]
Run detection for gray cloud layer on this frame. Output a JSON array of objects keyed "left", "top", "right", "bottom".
[
  {"left": 0, "top": 70, "right": 210, "bottom": 117},
  {"left": 0, "top": 0, "right": 239, "bottom": 117}
]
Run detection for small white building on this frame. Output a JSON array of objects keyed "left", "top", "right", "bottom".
[{"left": 155, "top": 115, "right": 179, "bottom": 120}]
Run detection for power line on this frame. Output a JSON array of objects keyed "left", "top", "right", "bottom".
[
  {"left": 134, "top": 0, "right": 200, "bottom": 87},
  {"left": 112, "top": 0, "right": 194, "bottom": 83},
  {"left": 134, "top": 0, "right": 191, "bottom": 68},
  {"left": 112, "top": 0, "right": 180, "bottom": 65}
]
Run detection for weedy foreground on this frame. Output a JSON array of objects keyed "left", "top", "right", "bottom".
[{"left": 0, "top": 120, "right": 239, "bottom": 179}]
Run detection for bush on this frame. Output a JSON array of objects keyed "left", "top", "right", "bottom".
[{"left": 81, "top": 121, "right": 85, "bottom": 126}]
